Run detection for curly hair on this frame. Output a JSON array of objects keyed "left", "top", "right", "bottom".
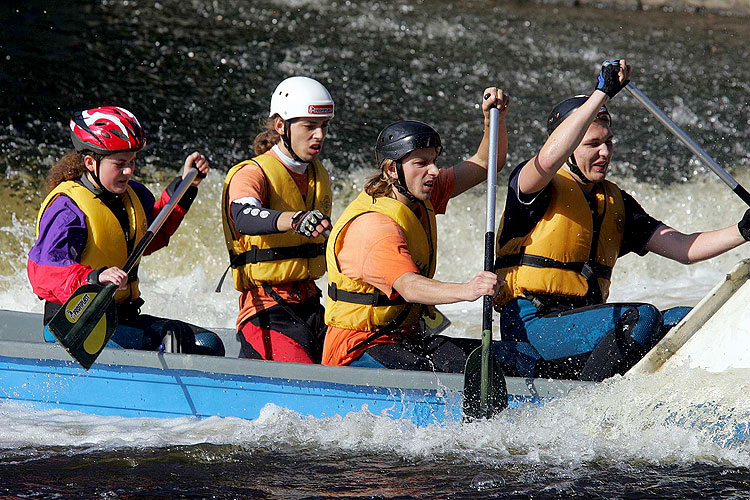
[
  {"left": 45, "top": 151, "right": 91, "bottom": 193},
  {"left": 252, "top": 116, "right": 281, "bottom": 155},
  {"left": 363, "top": 159, "right": 397, "bottom": 199}
]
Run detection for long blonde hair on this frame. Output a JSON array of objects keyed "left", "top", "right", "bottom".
[
  {"left": 252, "top": 116, "right": 281, "bottom": 155},
  {"left": 363, "top": 159, "right": 397, "bottom": 199},
  {"left": 45, "top": 151, "right": 90, "bottom": 193}
]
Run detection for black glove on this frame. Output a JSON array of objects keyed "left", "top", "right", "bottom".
[
  {"left": 738, "top": 209, "right": 750, "bottom": 241},
  {"left": 596, "top": 60, "right": 630, "bottom": 98},
  {"left": 291, "top": 209, "right": 331, "bottom": 238}
]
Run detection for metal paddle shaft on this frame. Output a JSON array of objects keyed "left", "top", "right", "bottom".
[
  {"left": 48, "top": 168, "right": 200, "bottom": 369},
  {"left": 481, "top": 107, "right": 500, "bottom": 412},
  {"left": 626, "top": 83, "right": 750, "bottom": 207},
  {"left": 463, "top": 107, "right": 507, "bottom": 420}
]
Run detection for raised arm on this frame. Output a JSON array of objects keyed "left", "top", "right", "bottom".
[
  {"left": 517, "top": 59, "right": 631, "bottom": 195},
  {"left": 452, "top": 87, "right": 510, "bottom": 197}
]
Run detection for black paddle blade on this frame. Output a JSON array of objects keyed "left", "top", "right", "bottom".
[
  {"left": 47, "top": 283, "right": 117, "bottom": 370},
  {"left": 463, "top": 346, "right": 508, "bottom": 420}
]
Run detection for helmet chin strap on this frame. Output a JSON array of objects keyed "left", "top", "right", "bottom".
[
  {"left": 566, "top": 155, "right": 594, "bottom": 185},
  {"left": 84, "top": 155, "right": 114, "bottom": 196},
  {"left": 393, "top": 160, "right": 420, "bottom": 204},
  {"left": 282, "top": 119, "right": 306, "bottom": 163}
]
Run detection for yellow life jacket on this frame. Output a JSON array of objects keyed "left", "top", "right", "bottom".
[
  {"left": 220, "top": 153, "right": 332, "bottom": 289},
  {"left": 325, "top": 190, "right": 437, "bottom": 332},
  {"left": 36, "top": 180, "right": 148, "bottom": 304},
  {"left": 494, "top": 168, "right": 625, "bottom": 306}
]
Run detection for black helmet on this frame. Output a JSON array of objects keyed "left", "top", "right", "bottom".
[
  {"left": 546, "top": 95, "right": 611, "bottom": 135},
  {"left": 375, "top": 120, "right": 443, "bottom": 167}
]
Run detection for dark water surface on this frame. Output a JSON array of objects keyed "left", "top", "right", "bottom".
[
  {"left": 3, "top": 0, "right": 750, "bottom": 498},
  {"left": 3, "top": 444, "right": 750, "bottom": 499}
]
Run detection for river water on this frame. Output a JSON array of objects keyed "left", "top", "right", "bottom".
[{"left": 2, "top": 0, "right": 750, "bottom": 497}]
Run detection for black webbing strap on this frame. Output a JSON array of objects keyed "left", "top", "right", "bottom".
[
  {"left": 345, "top": 303, "right": 418, "bottom": 355},
  {"left": 494, "top": 253, "right": 612, "bottom": 281},
  {"left": 231, "top": 243, "right": 325, "bottom": 268},
  {"left": 327, "top": 282, "right": 407, "bottom": 307},
  {"left": 214, "top": 243, "right": 325, "bottom": 293}
]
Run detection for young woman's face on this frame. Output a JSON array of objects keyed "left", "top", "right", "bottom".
[
  {"left": 86, "top": 151, "right": 137, "bottom": 194},
  {"left": 397, "top": 147, "right": 440, "bottom": 201},
  {"left": 276, "top": 117, "right": 330, "bottom": 162}
]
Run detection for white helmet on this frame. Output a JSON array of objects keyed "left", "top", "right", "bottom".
[{"left": 269, "top": 76, "right": 335, "bottom": 120}]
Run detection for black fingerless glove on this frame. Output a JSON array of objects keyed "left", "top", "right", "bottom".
[
  {"left": 596, "top": 60, "right": 630, "bottom": 98},
  {"left": 291, "top": 209, "right": 330, "bottom": 238},
  {"left": 738, "top": 208, "right": 750, "bottom": 241}
]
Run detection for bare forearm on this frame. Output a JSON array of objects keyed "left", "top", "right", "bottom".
[
  {"left": 647, "top": 225, "right": 746, "bottom": 264},
  {"left": 393, "top": 270, "right": 499, "bottom": 305},
  {"left": 393, "top": 273, "right": 474, "bottom": 305},
  {"left": 467, "top": 116, "right": 508, "bottom": 171}
]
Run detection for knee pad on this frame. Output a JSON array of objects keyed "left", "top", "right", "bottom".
[
  {"left": 194, "top": 330, "right": 226, "bottom": 357},
  {"left": 626, "top": 304, "right": 662, "bottom": 347}
]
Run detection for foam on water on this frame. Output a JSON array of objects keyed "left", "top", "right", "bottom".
[{"left": 2, "top": 363, "right": 750, "bottom": 468}]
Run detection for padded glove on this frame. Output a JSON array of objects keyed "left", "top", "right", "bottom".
[
  {"left": 596, "top": 60, "right": 630, "bottom": 98},
  {"left": 738, "top": 208, "right": 750, "bottom": 241},
  {"left": 291, "top": 209, "right": 331, "bottom": 238}
]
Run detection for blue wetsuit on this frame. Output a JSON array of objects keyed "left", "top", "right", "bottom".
[{"left": 494, "top": 163, "right": 691, "bottom": 381}]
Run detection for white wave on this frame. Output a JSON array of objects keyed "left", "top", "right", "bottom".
[{"left": 2, "top": 363, "right": 750, "bottom": 467}]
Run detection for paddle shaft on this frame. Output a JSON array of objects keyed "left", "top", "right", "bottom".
[
  {"left": 626, "top": 83, "right": 750, "bottom": 207},
  {"left": 121, "top": 167, "right": 200, "bottom": 274},
  {"left": 480, "top": 107, "right": 500, "bottom": 413}
]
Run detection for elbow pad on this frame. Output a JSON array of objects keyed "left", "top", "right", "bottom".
[{"left": 231, "top": 201, "right": 283, "bottom": 235}]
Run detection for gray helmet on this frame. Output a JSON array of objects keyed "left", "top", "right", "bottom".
[
  {"left": 375, "top": 120, "right": 443, "bottom": 167},
  {"left": 546, "top": 95, "right": 611, "bottom": 136}
]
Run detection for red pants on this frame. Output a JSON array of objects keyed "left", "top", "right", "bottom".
[{"left": 238, "top": 300, "right": 324, "bottom": 363}]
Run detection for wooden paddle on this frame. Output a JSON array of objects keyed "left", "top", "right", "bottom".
[
  {"left": 463, "top": 106, "right": 508, "bottom": 420},
  {"left": 47, "top": 167, "right": 200, "bottom": 370},
  {"left": 625, "top": 83, "right": 750, "bottom": 207}
]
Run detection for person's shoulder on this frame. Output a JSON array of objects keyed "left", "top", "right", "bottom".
[
  {"left": 509, "top": 159, "right": 530, "bottom": 181},
  {"left": 127, "top": 179, "right": 150, "bottom": 192},
  {"left": 127, "top": 180, "right": 156, "bottom": 205},
  {"left": 349, "top": 211, "right": 400, "bottom": 231},
  {"left": 345, "top": 212, "right": 404, "bottom": 243}
]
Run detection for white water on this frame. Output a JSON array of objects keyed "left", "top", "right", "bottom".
[
  {"left": 2, "top": 364, "right": 750, "bottom": 467},
  {"left": 1, "top": 162, "right": 750, "bottom": 467}
]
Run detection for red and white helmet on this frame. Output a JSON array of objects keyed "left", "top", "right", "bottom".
[
  {"left": 269, "top": 77, "right": 334, "bottom": 121},
  {"left": 69, "top": 106, "right": 146, "bottom": 155}
]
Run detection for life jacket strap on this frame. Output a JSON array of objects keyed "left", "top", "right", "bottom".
[
  {"left": 494, "top": 253, "right": 612, "bottom": 281},
  {"left": 327, "top": 282, "right": 407, "bottom": 307},
  {"left": 231, "top": 243, "right": 326, "bottom": 268}
]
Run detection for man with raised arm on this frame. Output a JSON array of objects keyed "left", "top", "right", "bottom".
[{"left": 494, "top": 59, "right": 750, "bottom": 381}]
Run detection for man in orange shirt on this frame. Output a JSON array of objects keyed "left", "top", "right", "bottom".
[
  {"left": 323, "top": 87, "right": 509, "bottom": 372},
  {"left": 220, "top": 76, "right": 333, "bottom": 363}
]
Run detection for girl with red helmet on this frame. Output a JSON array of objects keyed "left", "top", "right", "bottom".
[{"left": 28, "top": 106, "right": 224, "bottom": 355}]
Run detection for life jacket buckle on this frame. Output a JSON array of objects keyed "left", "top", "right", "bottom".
[{"left": 580, "top": 262, "right": 595, "bottom": 281}]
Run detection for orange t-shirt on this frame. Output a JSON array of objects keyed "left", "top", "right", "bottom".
[
  {"left": 322, "top": 168, "right": 456, "bottom": 366},
  {"left": 227, "top": 151, "right": 320, "bottom": 328}
]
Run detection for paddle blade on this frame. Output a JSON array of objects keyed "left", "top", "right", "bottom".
[
  {"left": 463, "top": 346, "right": 508, "bottom": 420},
  {"left": 47, "top": 283, "right": 118, "bottom": 370}
]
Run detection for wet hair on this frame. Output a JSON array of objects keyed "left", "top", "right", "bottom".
[
  {"left": 45, "top": 150, "right": 102, "bottom": 193},
  {"left": 252, "top": 116, "right": 281, "bottom": 155},
  {"left": 363, "top": 158, "right": 397, "bottom": 199}
]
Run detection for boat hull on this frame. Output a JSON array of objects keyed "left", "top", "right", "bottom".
[{"left": 0, "top": 310, "right": 585, "bottom": 425}]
